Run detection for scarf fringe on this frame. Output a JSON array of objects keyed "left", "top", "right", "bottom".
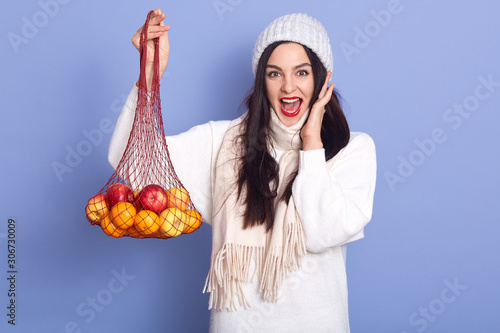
[
  {"left": 204, "top": 244, "right": 265, "bottom": 311},
  {"left": 204, "top": 220, "right": 306, "bottom": 311},
  {"left": 260, "top": 220, "right": 306, "bottom": 302}
]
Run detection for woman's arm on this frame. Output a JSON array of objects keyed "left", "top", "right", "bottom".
[
  {"left": 292, "top": 132, "right": 377, "bottom": 252},
  {"left": 131, "top": 8, "right": 170, "bottom": 91},
  {"left": 108, "top": 9, "right": 232, "bottom": 224},
  {"left": 108, "top": 85, "right": 138, "bottom": 170}
]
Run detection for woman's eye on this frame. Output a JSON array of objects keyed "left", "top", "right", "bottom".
[
  {"left": 297, "top": 70, "right": 309, "bottom": 76},
  {"left": 267, "top": 71, "right": 280, "bottom": 78}
]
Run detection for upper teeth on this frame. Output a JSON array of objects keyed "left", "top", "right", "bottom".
[{"left": 282, "top": 98, "right": 300, "bottom": 103}]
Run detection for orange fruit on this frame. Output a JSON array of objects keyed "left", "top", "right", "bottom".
[
  {"left": 158, "top": 208, "right": 186, "bottom": 238},
  {"left": 134, "top": 210, "right": 160, "bottom": 235},
  {"left": 110, "top": 202, "right": 137, "bottom": 229},
  {"left": 127, "top": 225, "right": 146, "bottom": 238},
  {"left": 101, "top": 214, "right": 128, "bottom": 238},
  {"left": 146, "top": 229, "right": 167, "bottom": 239},
  {"left": 166, "top": 187, "right": 190, "bottom": 211},
  {"left": 183, "top": 210, "right": 202, "bottom": 234}
]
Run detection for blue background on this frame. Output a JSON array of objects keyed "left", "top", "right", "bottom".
[{"left": 1, "top": 0, "right": 499, "bottom": 332}]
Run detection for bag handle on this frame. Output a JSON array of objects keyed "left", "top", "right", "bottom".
[{"left": 138, "top": 10, "right": 160, "bottom": 91}]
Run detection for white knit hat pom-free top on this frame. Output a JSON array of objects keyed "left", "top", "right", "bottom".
[{"left": 252, "top": 13, "right": 333, "bottom": 75}]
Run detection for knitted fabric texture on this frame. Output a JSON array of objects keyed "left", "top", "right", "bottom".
[{"left": 252, "top": 13, "right": 334, "bottom": 75}]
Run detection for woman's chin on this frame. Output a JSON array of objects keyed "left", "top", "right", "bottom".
[{"left": 275, "top": 109, "right": 305, "bottom": 127}]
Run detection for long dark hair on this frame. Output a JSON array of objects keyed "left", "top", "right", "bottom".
[{"left": 236, "top": 41, "right": 350, "bottom": 231}]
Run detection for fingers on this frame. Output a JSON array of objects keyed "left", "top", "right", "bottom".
[
  {"left": 318, "top": 71, "right": 332, "bottom": 100},
  {"left": 312, "top": 72, "right": 334, "bottom": 114},
  {"left": 133, "top": 29, "right": 166, "bottom": 49},
  {"left": 150, "top": 9, "right": 165, "bottom": 25},
  {"left": 133, "top": 26, "right": 169, "bottom": 44},
  {"left": 131, "top": 9, "right": 170, "bottom": 49},
  {"left": 142, "top": 31, "right": 166, "bottom": 41},
  {"left": 326, "top": 82, "right": 335, "bottom": 99},
  {"left": 146, "top": 10, "right": 170, "bottom": 33},
  {"left": 134, "top": 10, "right": 164, "bottom": 31},
  {"left": 146, "top": 25, "right": 170, "bottom": 37},
  {"left": 301, "top": 75, "right": 334, "bottom": 148}
]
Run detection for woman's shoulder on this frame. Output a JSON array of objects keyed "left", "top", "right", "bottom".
[
  {"left": 197, "top": 115, "right": 247, "bottom": 144},
  {"left": 207, "top": 119, "right": 233, "bottom": 132},
  {"left": 349, "top": 132, "right": 375, "bottom": 145},
  {"left": 171, "top": 120, "right": 232, "bottom": 140},
  {"left": 347, "top": 132, "right": 376, "bottom": 151},
  {"left": 327, "top": 132, "right": 376, "bottom": 167}
]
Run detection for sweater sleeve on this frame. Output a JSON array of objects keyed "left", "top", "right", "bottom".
[
  {"left": 164, "top": 121, "right": 230, "bottom": 225},
  {"left": 108, "top": 83, "right": 230, "bottom": 226},
  {"left": 292, "top": 132, "right": 377, "bottom": 253}
]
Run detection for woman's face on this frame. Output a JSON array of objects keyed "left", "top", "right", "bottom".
[{"left": 265, "top": 42, "right": 315, "bottom": 127}]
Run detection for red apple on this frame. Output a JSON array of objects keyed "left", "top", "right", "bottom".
[
  {"left": 134, "top": 189, "right": 143, "bottom": 211},
  {"left": 138, "top": 184, "right": 168, "bottom": 214},
  {"left": 85, "top": 194, "right": 109, "bottom": 225},
  {"left": 106, "top": 183, "right": 134, "bottom": 209}
]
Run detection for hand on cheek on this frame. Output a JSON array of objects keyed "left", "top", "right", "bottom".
[{"left": 301, "top": 72, "right": 334, "bottom": 151}]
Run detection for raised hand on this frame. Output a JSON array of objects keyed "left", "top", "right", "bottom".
[
  {"left": 131, "top": 8, "right": 171, "bottom": 90},
  {"left": 301, "top": 71, "right": 335, "bottom": 151}
]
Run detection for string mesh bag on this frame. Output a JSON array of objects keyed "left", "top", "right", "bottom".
[{"left": 85, "top": 10, "right": 202, "bottom": 239}]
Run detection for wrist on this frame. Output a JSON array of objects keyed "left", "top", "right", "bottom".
[
  {"left": 144, "top": 67, "right": 154, "bottom": 91},
  {"left": 302, "top": 137, "right": 323, "bottom": 151}
]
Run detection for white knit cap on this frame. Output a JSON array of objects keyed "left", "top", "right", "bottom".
[{"left": 252, "top": 13, "right": 333, "bottom": 75}]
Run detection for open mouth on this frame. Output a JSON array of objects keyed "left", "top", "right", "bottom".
[{"left": 280, "top": 97, "right": 303, "bottom": 117}]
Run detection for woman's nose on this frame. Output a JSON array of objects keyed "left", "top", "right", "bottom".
[{"left": 281, "top": 76, "right": 296, "bottom": 94}]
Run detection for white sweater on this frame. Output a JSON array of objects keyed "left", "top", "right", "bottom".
[{"left": 108, "top": 85, "right": 377, "bottom": 333}]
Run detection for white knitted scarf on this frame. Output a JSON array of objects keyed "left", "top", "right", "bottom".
[{"left": 203, "top": 109, "right": 309, "bottom": 311}]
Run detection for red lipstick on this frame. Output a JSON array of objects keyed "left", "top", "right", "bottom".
[{"left": 280, "top": 97, "right": 303, "bottom": 118}]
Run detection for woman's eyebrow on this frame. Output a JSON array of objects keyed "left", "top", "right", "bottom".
[
  {"left": 293, "top": 63, "right": 312, "bottom": 70},
  {"left": 266, "top": 63, "right": 312, "bottom": 71},
  {"left": 266, "top": 64, "right": 282, "bottom": 71}
]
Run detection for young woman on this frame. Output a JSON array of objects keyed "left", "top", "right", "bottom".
[{"left": 109, "top": 9, "right": 376, "bottom": 332}]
